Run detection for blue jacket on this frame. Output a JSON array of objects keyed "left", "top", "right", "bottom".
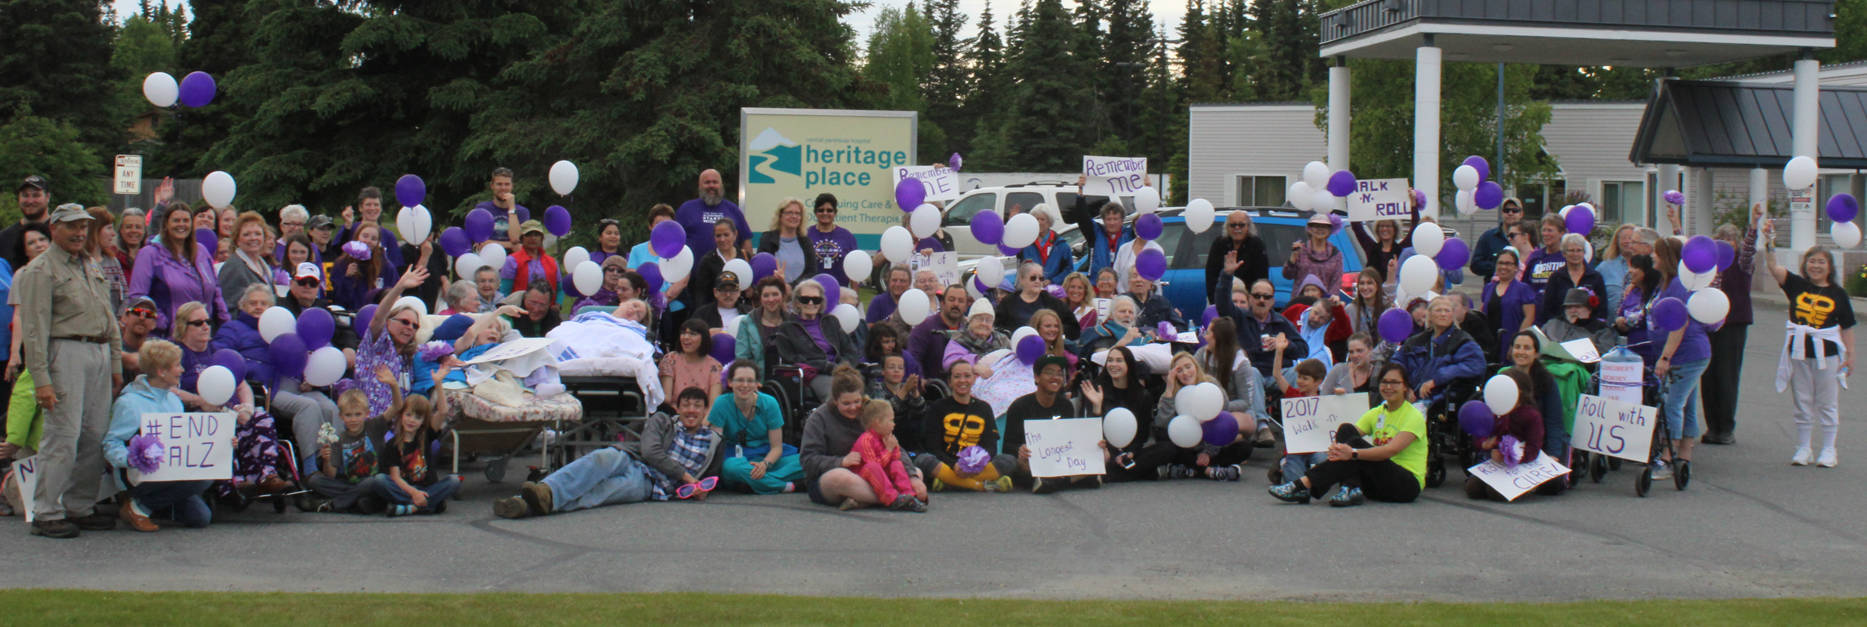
[
  {"left": 1212, "top": 279, "right": 1308, "bottom": 378},
  {"left": 1069, "top": 196, "right": 1131, "bottom": 278},
  {"left": 1470, "top": 224, "right": 1512, "bottom": 279},
  {"left": 104, "top": 375, "right": 185, "bottom": 470},
  {"left": 1393, "top": 326, "right": 1487, "bottom": 398},
  {"left": 211, "top": 313, "right": 276, "bottom": 387},
  {"left": 1019, "top": 233, "right": 1075, "bottom": 286}
]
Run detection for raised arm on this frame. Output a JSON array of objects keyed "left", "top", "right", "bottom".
[
  {"left": 371, "top": 266, "right": 428, "bottom": 337},
  {"left": 1760, "top": 207, "right": 1789, "bottom": 287}
]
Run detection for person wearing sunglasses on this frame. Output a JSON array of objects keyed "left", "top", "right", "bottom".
[
  {"left": 1469, "top": 196, "right": 1525, "bottom": 280},
  {"left": 1208, "top": 211, "right": 1269, "bottom": 300},
  {"left": 1211, "top": 277, "right": 1307, "bottom": 386},
  {"left": 806, "top": 193, "right": 857, "bottom": 287},
  {"left": 771, "top": 280, "right": 859, "bottom": 400},
  {"left": 994, "top": 261, "right": 1081, "bottom": 339}
]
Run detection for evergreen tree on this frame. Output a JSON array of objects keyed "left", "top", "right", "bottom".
[
  {"left": 964, "top": 1, "right": 1013, "bottom": 170},
  {"left": 994, "top": 0, "right": 1095, "bottom": 171},
  {"left": 1178, "top": 0, "right": 1226, "bottom": 104},
  {"left": 1101, "top": 0, "right": 1154, "bottom": 150},
  {"left": 0, "top": 0, "right": 124, "bottom": 157},
  {"left": 864, "top": 4, "right": 941, "bottom": 160},
  {"left": 922, "top": 0, "right": 969, "bottom": 159},
  {"left": 150, "top": 0, "right": 258, "bottom": 177}
]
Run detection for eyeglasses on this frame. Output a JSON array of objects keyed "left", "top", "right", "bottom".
[
  {"left": 815, "top": 207, "right": 837, "bottom": 214},
  {"left": 1227, "top": 224, "right": 1247, "bottom": 230},
  {"left": 603, "top": 267, "right": 624, "bottom": 275},
  {"left": 1250, "top": 293, "right": 1274, "bottom": 300},
  {"left": 389, "top": 317, "right": 418, "bottom": 328},
  {"left": 295, "top": 278, "right": 320, "bottom": 287},
  {"left": 128, "top": 308, "right": 157, "bottom": 320},
  {"left": 1025, "top": 275, "right": 1044, "bottom": 282},
  {"left": 282, "top": 221, "right": 305, "bottom": 228},
  {"left": 1502, "top": 207, "right": 1523, "bottom": 214},
  {"left": 184, "top": 319, "right": 210, "bottom": 328},
  {"left": 797, "top": 296, "right": 823, "bottom": 305},
  {"left": 599, "top": 219, "right": 619, "bottom": 227}
]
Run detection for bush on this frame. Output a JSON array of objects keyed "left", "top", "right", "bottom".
[{"left": 1848, "top": 263, "right": 1867, "bottom": 299}]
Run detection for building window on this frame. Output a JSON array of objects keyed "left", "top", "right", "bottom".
[
  {"left": 1517, "top": 180, "right": 1569, "bottom": 220},
  {"left": 1235, "top": 175, "right": 1287, "bottom": 208},
  {"left": 1600, "top": 180, "right": 1643, "bottom": 225}
]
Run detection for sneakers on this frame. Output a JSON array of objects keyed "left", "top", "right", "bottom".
[
  {"left": 1817, "top": 448, "right": 1839, "bottom": 468},
  {"left": 71, "top": 512, "right": 117, "bottom": 531},
  {"left": 838, "top": 497, "right": 862, "bottom": 511},
  {"left": 1156, "top": 464, "right": 1195, "bottom": 480},
  {"left": 982, "top": 475, "right": 1013, "bottom": 493},
  {"left": 520, "top": 481, "right": 554, "bottom": 515},
  {"left": 1032, "top": 478, "right": 1064, "bottom": 494},
  {"left": 387, "top": 504, "right": 415, "bottom": 517},
  {"left": 1329, "top": 486, "right": 1366, "bottom": 508},
  {"left": 1074, "top": 475, "right": 1103, "bottom": 490},
  {"left": 1792, "top": 447, "right": 1815, "bottom": 466},
  {"left": 1207, "top": 464, "right": 1241, "bottom": 482},
  {"left": 120, "top": 500, "right": 158, "bottom": 533},
  {"left": 1253, "top": 428, "right": 1278, "bottom": 448},
  {"left": 1649, "top": 458, "right": 1673, "bottom": 481},
  {"left": 492, "top": 496, "right": 531, "bottom": 519},
  {"left": 29, "top": 519, "right": 79, "bottom": 539},
  {"left": 888, "top": 495, "right": 926, "bottom": 512},
  {"left": 1267, "top": 481, "right": 1311, "bottom": 504},
  {"left": 930, "top": 478, "right": 947, "bottom": 493}
]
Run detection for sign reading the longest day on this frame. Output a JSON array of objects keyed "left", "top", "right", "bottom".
[{"left": 740, "top": 108, "right": 918, "bottom": 244}]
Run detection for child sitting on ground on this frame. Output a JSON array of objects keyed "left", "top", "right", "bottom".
[
  {"left": 306, "top": 372, "right": 394, "bottom": 513},
  {"left": 845, "top": 399, "right": 927, "bottom": 512},
  {"left": 379, "top": 385, "right": 459, "bottom": 517},
  {"left": 1272, "top": 342, "right": 1330, "bottom": 485}
]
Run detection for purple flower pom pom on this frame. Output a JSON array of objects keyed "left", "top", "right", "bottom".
[{"left": 128, "top": 434, "right": 163, "bottom": 474}]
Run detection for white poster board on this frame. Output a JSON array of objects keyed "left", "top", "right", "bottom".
[
  {"left": 461, "top": 337, "right": 557, "bottom": 365},
  {"left": 1468, "top": 453, "right": 1570, "bottom": 501},
  {"left": 1559, "top": 338, "right": 1601, "bottom": 364},
  {"left": 894, "top": 165, "right": 960, "bottom": 203},
  {"left": 1345, "top": 178, "right": 1410, "bottom": 222},
  {"left": 1023, "top": 418, "right": 1106, "bottom": 478},
  {"left": 13, "top": 455, "right": 37, "bottom": 523},
  {"left": 911, "top": 251, "right": 959, "bottom": 286},
  {"left": 1572, "top": 393, "right": 1658, "bottom": 463},
  {"left": 1280, "top": 393, "right": 1369, "bottom": 454},
  {"left": 113, "top": 154, "right": 143, "bottom": 195},
  {"left": 1597, "top": 357, "right": 1645, "bottom": 406},
  {"left": 128, "top": 412, "right": 237, "bottom": 483},
  {"left": 1082, "top": 155, "right": 1148, "bottom": 196}
]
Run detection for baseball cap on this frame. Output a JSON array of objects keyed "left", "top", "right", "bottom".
[
  {"left": 716, "top": 271, "right": 740, "bottom": 289},
  {"left": 519, "top": 219, "right": 546, "bottom": 236},
  {"left": 307, "top": 214, "right": 335, "bottom": 230},
  {"left": 48, "top": 203, "right": 93, "bottom": 224},
  {"left": 123, "top": 295, "right": 158, "bottom": 317},
  {"left": 18, "top": 175, "right": 47, "bottom": 192},
  {"left": 294, "top": 262, "right": 322, "bottom": 281},
  {"left": 1035, "top": 354, "right": 1070, "bottom": 376}
]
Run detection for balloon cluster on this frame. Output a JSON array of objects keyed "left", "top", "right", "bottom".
[
  {"left": 1455, "top": 374, "right": 1523, "bottom": 437},
  {"left": 1397, "top": 222, "right": 1467, "bottom": 301},
  {"left": 1656, "top": 235, "right": 1734, "bottom": 328},
  {"left": 1825, "top": 193, "right": 1863, "bottom": 248},
  {"left": 1452, "top": 156, "right": 1504, "bottom": 215},
  {"left": 1555, "top": 203, "right": 1599, "bottom": 239},
  {"left": 142, "top": 71, "right": 216, "bottom": 108},
  {"left": 1288, "top": 161, "right": 1346, "bottom": 213},
  {"left": 1163, "top": 382, "right": 1230, "bottom": 448}
]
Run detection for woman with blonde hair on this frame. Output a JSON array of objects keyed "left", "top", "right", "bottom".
[
  {"left": 1136, "top": 352, "right": 1248, "bottom": 481},
  {"left": 1061, "top": 272, "right": 1097, "bottom": 330},
  {"left": 756, "top": 197, "right": 818, "bottom": 284}
]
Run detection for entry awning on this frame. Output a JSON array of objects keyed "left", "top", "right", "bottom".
[{"left": 1629, "top": 79, "right": 1867, "bottom": 168}]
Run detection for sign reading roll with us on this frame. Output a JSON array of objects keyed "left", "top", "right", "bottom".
[
  {"left": 129, "top": 412, "right": 237, "bottom": 483},
  {"left": 740, "top": 108, "right": 918, "bottom": 246}
]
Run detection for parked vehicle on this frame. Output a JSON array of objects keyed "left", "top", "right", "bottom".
[{"left": 942, "top": 182, "right": 1133, "bottom": 259}]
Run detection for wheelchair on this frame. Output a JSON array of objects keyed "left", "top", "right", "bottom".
[{"left": 1420, "top": 377, "right": 1482, "bottom": 488}]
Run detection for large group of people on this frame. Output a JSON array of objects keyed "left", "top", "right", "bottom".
[{"left": 0, "top": 166, "right": 1854, "bottom": 538}]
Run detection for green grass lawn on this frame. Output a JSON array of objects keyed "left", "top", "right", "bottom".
[{"left": 3, "top": 591, "right": 1864, "bottom": 625}]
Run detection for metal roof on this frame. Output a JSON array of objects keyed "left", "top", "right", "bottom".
[{"left": 1629, "top": 79, "right": 1867, "bottom": 168}]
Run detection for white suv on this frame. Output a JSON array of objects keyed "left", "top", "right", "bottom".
[{"left": 941, "top": 182, "right": 1135, "bottom": 259}]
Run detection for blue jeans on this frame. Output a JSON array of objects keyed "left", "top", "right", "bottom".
[
  {"left": 1236, "top": 366, "right": 1271, "bottom": 427},
  {"left": 542, "top": 447, "right": 652, "bottom": 512},
  {"left": 375, "top": 475, "right": 462, "bottom": 512},
  {"left": 1282, "top": 452, "right": 1326, "bottom": 483},
  {"left": 1660, "top": 358, "right": 1710, "bottom": 441},
  {"left": 130, "top": 480, "right": 213, "bottom": 528}
]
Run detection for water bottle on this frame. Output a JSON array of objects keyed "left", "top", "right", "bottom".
[{"left": 1598, "top": 345, "right": 1644, "bottom": 407}]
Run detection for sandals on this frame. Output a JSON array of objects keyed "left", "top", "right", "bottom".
[{"left": 676, "top": 476, "right": 720, "bottom": 500}]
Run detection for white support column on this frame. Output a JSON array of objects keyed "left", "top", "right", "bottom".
[
  {"left": 1792, "top": 55, "right": 1820, "bottom": 251},
  {"left": 1328, "top": 59, "right": 1351, "bottom": 172},
  {"left": 1414, "top": 40, "right": 1442, "bottom": 219},
  {"left": 1749, "top": 167, "right": 1769, "bottom": 228}
]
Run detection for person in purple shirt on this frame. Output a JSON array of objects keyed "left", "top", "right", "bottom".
[
  {"left": 866, "top": 265, "right": 912, "bottom": 324},
  {"left": 128, "top": 202, "right": 229, "bottom": 333},
  {"left": 1481, "top": 248, "right": 1538, "bottom": 352},
  {"left": 908, "top": 285, "right": 971, "bottom": 380},
  {"left": 470, "top": 167, "right": 529, "bottom": 248},
  {"left": 806, "top": 193, "right": 857, "bottom": 286},
  {"left": 1519, "top": 215, "right": 1565, "bottom": 299},
  {"left": 337, "top": 186, "right": 404, "bottom": 271},
  {"left": 676, "top": 169, "right": 751, "bottom": 259},
  {"left": 1646, "top": 237, "right": 1721, "bottom": 482}
]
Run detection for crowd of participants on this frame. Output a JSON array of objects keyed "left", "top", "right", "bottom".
[{"left": 0, "top": 167, "right": 1853, "bottom": 536}]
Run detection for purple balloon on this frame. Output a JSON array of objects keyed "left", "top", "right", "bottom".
[
  {"left": 355, "top": 305, "right": 378, "bottom": 336},
  {"left": 973, "top": 275, "right": 992, "bottom": 295},
  {"left": 1565, "top": 206, "right": 1595, "bottom": 235},
  {"left": 1462, "top": 155, "right": 1490, "bottom": 182},
  {"left": 1651, "top": 296, "right": 1689, "bottom": 332},
  {"left": 211, "top": 348, "right": 248, "bottom": 382},
  {"left": 1134, "top": 213, "right": 1163, "bottom": 241},
  {"left": 1663, "top": 189, "right": 1686, "bottom": 205},
  {"left": 813, "top": 273, "right": 841, "bottom": 308},
  {"left": 1474, "top": 181, "right": 1504, "bottom": 210},
  {"left": 543, "top": 205, "right": 572, "bottom": 237},
  {"left": 1436, "top": 237, "right": 1471, "bottom": 269},
  {"left": 997, "top": 242, "right": 1021, "bottom": 256},
  {"left": 1135, "top": 248, "right": 1166, "bottom": 281},
  {"left": 895, "top": 178, "right": 925, "bottom": 212},
  {"left": 464, "top": 208, "right": 495, "bottom": 243},
  {"left": 194, "top": 228, "right": 218, "bottom": 258},
  {"left": 1682, "top": 235, "right": 1718, "bottom": 274},
  {"left": 1378, "top": 308, "right": 1413, "bottom": 344},
  {"left": 395, "top": 174, "right": 425, "bottom": 208},
  {"left": 439, "top": 226, "right": 470, "bottom": 257},
  {"left": 1045, "top": 284, "right": 1066, "bottom": 300},
  {"left": 1015, "top": 334, "right": 1045, "bottom": 365},
  {"left": 268, "top": 333, "right": 308, "bottom": 380},
  {"left": 1203, "top": 412, "right": 1240, "bottom": 447},
  {"left": 178, "top": 71, "right": 216, "bottom": 108},
  {"left": 296, "top": 307, "right": 335, "bottom": 349},
  {"left": 749, "top": 252, "right": 777, "bottom": 281},
  {"left": 1715, "top": 240, "right": 1736, "bottom": 273},
  {"left": 1326, "top": 170, "right": 1357, "bottom": 197},
  {"left": 1156, "top": 320, "right": 1176, "bottom": 339},
  {"left": 710, "top": 333, "right": 736, "bottom": 365},
  {"left": 970, "top": 210, "right": 1004, "bottom": 245},
  {"left": 1412, "top": 189, "right": 1427, "bottom": 207},
  {"left": 638, "top": 262, "right": 663, "bottom": 294},
  {"left": 949, "top": 152, "right": 963, "bottom": 172},
  {"left": 1201, "top": 305, "right": 1218, "bottom": 327},
  {"left": 650, "top": 220, "right": 685, "bottom": 258},
  {"left": 1458, "top": 401, "right": 1496, "bottom": 439},
  {"left": 342, "top": 240, "right": 371, "bottom": 261},
  {"left": 1828, "top": 193, "right": 1860, "bottom": 223}
]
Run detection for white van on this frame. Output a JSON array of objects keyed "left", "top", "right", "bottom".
[{"left": 941, "top": 182, "right": 1135, "bottom": 259}]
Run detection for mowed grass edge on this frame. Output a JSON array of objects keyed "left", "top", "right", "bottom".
[{"left": 2, "top": 590, "right": 1866, "bottom": 625}]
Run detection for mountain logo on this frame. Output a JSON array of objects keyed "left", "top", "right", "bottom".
[{"left": 747, "top": 127, "right": 801, "bottom": 184}]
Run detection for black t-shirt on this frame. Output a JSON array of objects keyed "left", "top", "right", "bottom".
[
  {"left": 332, "top": 418, "right": 389, "bottom": 483},
  {"left": 1001, "top": 392, "right": 1076, "bottom": 456},
  {"left": 1783, "top": 273, "right": 1857, "bottom": 357},
  {"left": 921, "top": 396, "right": 998, "bottom": 464},
  {"left": 388, "top": 425, "right": 436, "bottom": 486}
]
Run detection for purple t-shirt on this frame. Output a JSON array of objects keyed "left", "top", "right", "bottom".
[
  {"left": 675, "top": 198, "right": 750, "bottom": 259},
  {"left": 1651, "top": 278, "right": 1717, "bottom": 363},
  {"left": 807, "top": 226, "right": 858, "bottom": 285},
  {"left": 800, "top": 317, "right": 834, "bottom": 358},
  {"left": 866, "top": 292, "right": 899, "bottom": 324},
  {"left": 1522, "top": 247, "right": 1564, "bottom": 296},
  {"left": 470, "top": 200, "right": 529, "bottom": 243}
]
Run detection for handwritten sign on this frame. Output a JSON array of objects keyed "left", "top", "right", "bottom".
[
  {"left": 1468, "top": 453, "right": 1570, "bottom": 501},
  {"left": 1597, "top": 358, "right": 1645, "bottom": 406},
  {"left": 1024, "top": 418, "right": 1105, "bottom": 478},
  {"left": 128, "top": 412, "right": 236, "bottom": 483},
  {"left": 911, "top": 251, "right": 959, "bottom": 286},
  {"left": 462, "top": 337, "right": 557, "bottom": 365},
  {"left": 1345, "top": 178, "right": 1410, "bottom": 223},
  {"left": 13, "top": 456, "right": 37, "bottom": 523},
  {"left": 1572, "top": 393, "right": 1657, "bottom": 463},
  {"left": 1082, "top": 155, "right": 1147, "bottom": 196},
  {"left": 1280, "top": 393, "right": 1369, "bottom": 454},
  {"left": 894, "top": 165, "right": 959, "bottom": 203}
]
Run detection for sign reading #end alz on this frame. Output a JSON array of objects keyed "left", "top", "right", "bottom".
[
  {"left": 1346, "top": 178, "right": 1411, "bottom": 223},
  {"left": 1281, "top": 392, "right": 1369, "bottom": 454},
  {"left": 1024, "top": 418, "right": 1106, "bottom": 478},
  {"left": 894, "top": 165, "right": 959, "bottom": 203},
  {"left": 1572, "top": 393, "right": 1657, "bottom": 463},
  {"left": 130, "top": 412, "right": 237, "bottom": 483},
  {"left": 1468, "top": 453, "right": 1570, "bottom": 501},
  {"left": 1082, "top": 155, "right": 1147, "bottom": 196}
]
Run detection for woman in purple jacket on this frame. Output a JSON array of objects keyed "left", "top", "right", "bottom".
[
  {"left": 129, "top": 202, "right": 229, "bottom": 333},
  {"left": 1283, "top": 213, "right": 1344, "bottom": 293}
]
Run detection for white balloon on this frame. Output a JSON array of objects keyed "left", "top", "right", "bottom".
[
  {"left": 395, "top": 295, "right": 428, "bottom": 318},
  {"left": 1132, "top": 187, "right": 1161, "bottom": 214},
  {"left": 1833, "top": 221, "right": 1863, "bottom": 248},
  {"left": 571, "top": 261, "right": 602, "bottom": 296},
  {"left": 1678, "top": 261, "right": 1716, "bottom": 291},
  {"left": 143, "top": 72, "right": 178, "bottom": 107},
  {"left": 1784, "top": 155, "right": 1819, "bottom": 190},
  {"left": 1399, "top": 255, "right": 1440, "bottom": 295},
  {"left": 721, "top": 259, "right": 753, "bottom": 286},
  {"left": 1453, "top": 164, "right": 1480, "bottom": 191},
  {"left": 1483, "top": 374, "right": 1519, "bottom": 416},
  {"left": 258, "top": 306, "right": 296, "bottom": 343},
  {"left": 976, "top": 256, "right": 1005, "bottom": 289},
  {"left": 830, "top": 303, "right": 861, "bottom": 334},
  {"left": 880, "top": 226, "right": 914, "bottom": 262},
  {"left": 910, "top": 204, "right": 941, "bottom": 239},
  {"left": 303, "top": 346, "right": 348, "bottom": 387},
  {"left": 1287, "top": 181, "right": 1313, "bottom": 210},
  {"left": 201, "top": 171, "right": 237, "bottom": 209},
  {"left": 1103, "top": 407, "right": 1138, "bottom": 448},
  {"left": 1558, "top": 204, "right": 1575, "bottom": 219},
  {"left": 395, "top": 207, "right": 413, "bottom": 245},
  {"left": 1167, "top": 415, "right": 1204, "bottom": 448},
  {"left": 477, "top": 243, "right": 506, "bottom": 275},
  {"left": 1184, "top": 198, "right": 1216, "bottom": 234},
  {"left": 1302, "top": 161, "right": 1330, "bottom": 190},
  {"left": 897, "top": 288, "right": 931, "bottom": 325},
  {"left": 1011, "top": 325, "right": 1037, "bottom": 347},
  {"left": 1175, "top": 382, "right": 1225, "bottom": 422},
  {"left": 454, "top": 252, "right": 484, "bottom": 280},
  {"left": 843, "top": 250, "right": 873, "bottom": 284},
  {"left": 1688, "top": 288, "right": 1730, "bottom": 324},
  {"left": 562, "top": 246, "right": 591, "bottom": 274},
  {"left": 965, "top": 276, "right": 984, "bottom": 300},
  {"left": 1002, "top": 213, "right": 1039, "bottom": 249},
  {"left": 408, "top": 205, "right": 432, "bottom": 244},
  {"left": 1455, "top": 189, "right": 1476, "bottom": 216},
  {"left": 660, "top": 246, "right": 695, "bottom": 282},
  {"left": 196, "top": 366, "right": 237, "bottom": 407},
  {"left": 1411, "top": 222, "right": 1445, "bottom": 257},
  {"left": 1310, "top": 189, "right": 1338, "bottom": 213},
  {"left": 549, "top": 160, "right": 579, "bottom": 195}
]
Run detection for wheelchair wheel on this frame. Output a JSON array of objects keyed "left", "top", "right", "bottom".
[
  {"left": 485, "top": 456, "right": 508, "bottom": 483},
  {"left": 1635, "top": 468, "right": 1651, "bottom": 497},
  {"left": 271, "top": 494, "right": 288, "bottom": 514},
  {"left": 1589, "top": 454, "right": 1608, "bottom": 483},
  {"left": 1266, "top": 467, "right": 1282, "bottom": 485},
  {"left": 1425, "top": 458, "right": 1446, "bottom": 488},
  {"left": 1674, "top": 460, "right": 1690, "bottom": 491}
]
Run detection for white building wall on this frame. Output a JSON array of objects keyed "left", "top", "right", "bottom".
[{"left": 1188, "top": 104, "right": 1326, "bottom": 207}]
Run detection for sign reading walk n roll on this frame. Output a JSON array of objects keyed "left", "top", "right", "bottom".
[
  {"left": 1347, "top": 178, "right": 1410, "bottom": 223},
  {"left": 741, "top": 108, "right": 917, "bottom": 245}
]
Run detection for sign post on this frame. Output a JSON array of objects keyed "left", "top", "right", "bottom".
[{"left": 113, "top": 155, "right": 143, "bottom": 196}]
